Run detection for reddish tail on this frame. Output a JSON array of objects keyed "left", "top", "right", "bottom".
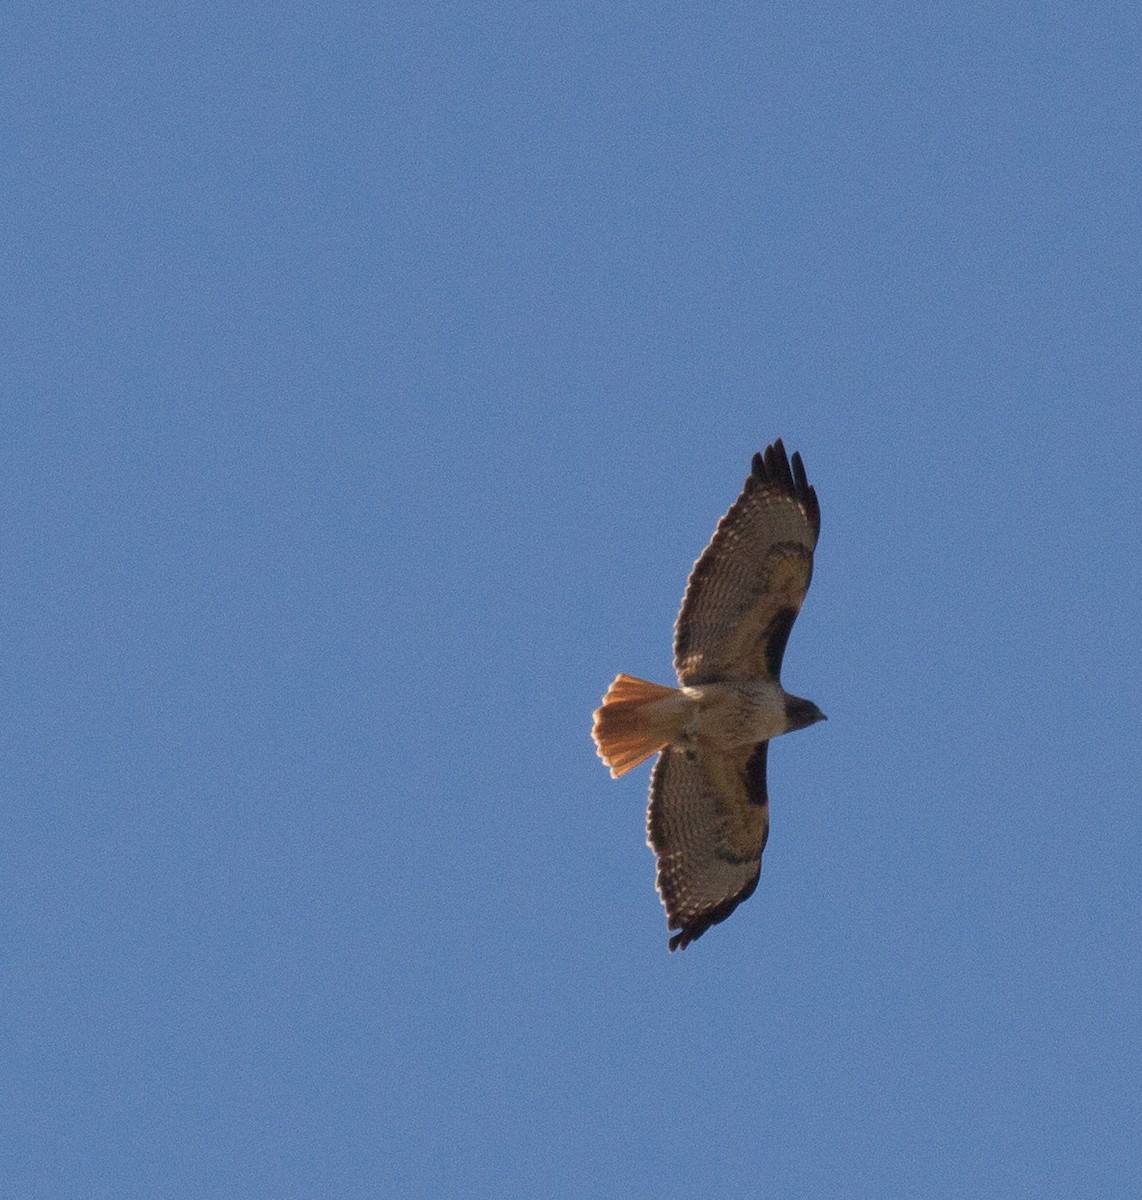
[{"left": 592, "top": 674, "right": 685, "bottom": 777}]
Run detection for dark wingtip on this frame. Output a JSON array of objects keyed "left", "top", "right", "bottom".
[
  {"left": 664, "top": 872, "right": 762, "bottom": 952},
  {"left": 750, "top": 439, "right": 819, "bottom": 539},
  {"left": 668, "top": 925, "right": 703, "bottom": 951},
  {"left": 752, "top": 439, "right": 789, "bottom": 488},
  {"left": 773, "top": 442, "right": 795, "bottom": 490}
]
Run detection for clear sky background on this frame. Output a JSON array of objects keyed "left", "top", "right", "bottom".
[{"left": 5, "top": 3, "right": 1141, "bottom": 1197}]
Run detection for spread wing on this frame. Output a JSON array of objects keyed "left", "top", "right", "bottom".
[
  {"left": 647, "top": 742, "right": 770, "bottom": 951},
  {"left": 674, "top": 440, "right": 820, "bottom": 686}
]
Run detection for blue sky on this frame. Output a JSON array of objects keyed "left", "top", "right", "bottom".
[{"left": 5, "top": 2, "right": 1141, "bottom": 1196}]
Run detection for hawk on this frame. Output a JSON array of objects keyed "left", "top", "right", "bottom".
[{"left": 592, "top": 440, "right": 825, "bottom": 951}]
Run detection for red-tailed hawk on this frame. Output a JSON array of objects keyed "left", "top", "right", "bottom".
[{"left": 592, "top": 440, "right": 824, "bottom": 951}]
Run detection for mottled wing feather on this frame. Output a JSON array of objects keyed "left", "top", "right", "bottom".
[
  {"left": 674, "top": 440, "right": 819, "bottom": 686},
  {"left": 648, "top": 742, "right": 770, "bottom": 951}
]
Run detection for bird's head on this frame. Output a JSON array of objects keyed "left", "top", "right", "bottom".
[{"left": 783, "top": 695, "right": 827, "bottom": 732}]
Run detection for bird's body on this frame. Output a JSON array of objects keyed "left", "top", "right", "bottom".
[
  {"left": 606, "top": 678, "right": 799, "bottom": 759},
  {"left": 593, "top": 439, "right": 824, "bottom": 951},
  {"left": 679, "top": 679, "right": 811, "bottom": 750}
]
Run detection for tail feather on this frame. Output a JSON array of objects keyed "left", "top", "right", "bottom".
[{"left": 592, "top": 673, "right": 685, "bottom": 777}]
